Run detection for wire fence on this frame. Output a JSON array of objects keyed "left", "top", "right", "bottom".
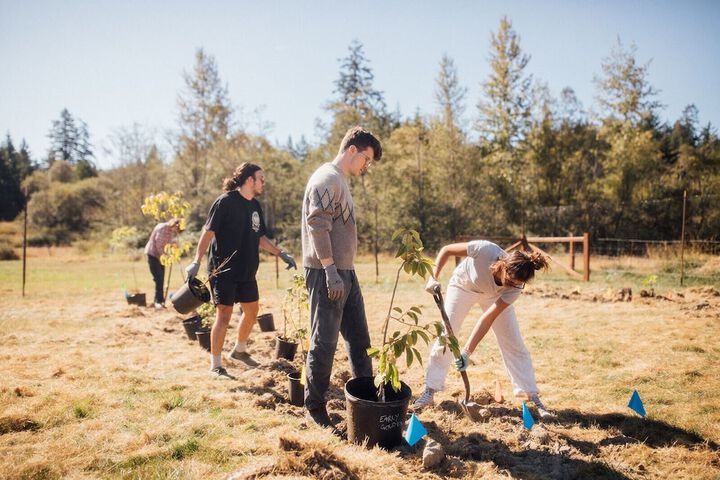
[{"left": 593, "top": 238, "right": 720, "bottom": 257}]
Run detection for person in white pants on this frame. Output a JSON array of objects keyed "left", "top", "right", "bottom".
[{"left": 414, "top": 240, "right": 554, "bottom": 418}]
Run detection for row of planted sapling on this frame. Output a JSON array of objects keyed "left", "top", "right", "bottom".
[
  {"left": 344, "top": 229, "right": 460, "bottom": 449},
  {"left": 167, "top": 226, "right": 450, "bottom": 450}
]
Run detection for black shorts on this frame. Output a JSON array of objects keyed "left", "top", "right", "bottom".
[{"left": 211, "top": 277, "right": 259, "bottom": 305}]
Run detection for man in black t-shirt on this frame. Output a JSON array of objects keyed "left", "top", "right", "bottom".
[{"left": 186, "top": 163, "right": 297, "bottom": 378}]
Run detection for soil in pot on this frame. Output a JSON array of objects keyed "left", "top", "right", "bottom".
[
  {"left": 170, "top": 278, "right": 211, "bottom": 314},
  {"left": 195, "top": 328, "right": 211, "bottom": 351},
  {"left": 344, "top": 376, "right": 412, "bottom": 450},
  {"left": 275, "top": 336, "right": 298, "bottom": 361},
  {"left": 287, "top": 370, "right": 304, "bottom": 406},
  {"left": 256, "top": 313, "right": 275, "bottom": 332},
  {"left": 182, "top": 315, "right": 202, "bottom": 340}
]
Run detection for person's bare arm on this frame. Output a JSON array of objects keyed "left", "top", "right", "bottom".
[
  {"left": 191, "top": 227, "right": 215, "bottom": 264},
  {"left": 259, "top": 235, "right": 281, "bottom": 256},
  {"left": 463, "top": 298, "right": 509, "bottom": 354},
  {"left": 432, "top": 242, "right": 469, "bottom": 279}
]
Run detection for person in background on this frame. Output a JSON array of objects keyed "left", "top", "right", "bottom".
[
  {"left": 145, "top": 218, "right": 181, "bottom": 309},
  {"left": 415, "top": 241, "right": 554, "bottom": 419},
  {"left": 186, "top": 162, "right": 297, "bottom": 379}
]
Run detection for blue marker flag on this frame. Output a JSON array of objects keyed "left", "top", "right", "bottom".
[
  {"left": 404, "top": 413, "right": 428, "bottom": 446},
  {"left": 628, "top": 390, "right": 646, "bottom": 417},
  {"left": 522, "top": 402, "right": 535, "bottom": 429}
]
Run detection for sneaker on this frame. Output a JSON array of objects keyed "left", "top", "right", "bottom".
[
  {"left": 529, "top": 393, "right": 555, "bottom": 419},
  {"left": 154, "top": 302, "right": 164, "bottom": 310},
  {"left": 413, "top": 388, "right": 435, "bottom": 410},
  {"left": 229, "top": 350, "right": 260, "bottom": 368},
  {"left": 209, "top": 366, "right": 235, "bottom": 380}
]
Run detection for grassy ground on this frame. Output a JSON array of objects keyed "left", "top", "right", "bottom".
[{"left": 0, "top": 248, "right": 719, "bottom": 479}]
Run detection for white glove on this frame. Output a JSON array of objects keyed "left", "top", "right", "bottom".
[
  {"left": 185, "top": 261, "right": 200, "bottom": 280},
  {"left": 455, "top": 350, "right": 470, "bottom": 372},
  {"left": 425, "top": 277, "right": 441, "bottom": 295}
]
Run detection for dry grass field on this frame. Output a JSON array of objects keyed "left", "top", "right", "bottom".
[{"left": 0, "top": 247, "right": 719, "bottom": 479}]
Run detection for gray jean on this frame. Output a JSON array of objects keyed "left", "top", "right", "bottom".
[{"left": 304, "top": 268, "right": 373, "bottom": 410}]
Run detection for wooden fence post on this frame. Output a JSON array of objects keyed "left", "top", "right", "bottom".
[
  {"left": 569, "top": 233, "right": 575, "bottom": 271},
  {"left": 583, "top": 233, "right": 590, "bottom": 282}
]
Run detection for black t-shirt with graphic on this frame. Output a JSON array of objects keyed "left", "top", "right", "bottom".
[{"left": 204, "top": 190, "right": 267, "bottom": 282}]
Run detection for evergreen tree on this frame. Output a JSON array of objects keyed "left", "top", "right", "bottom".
[
  {"left": 46, "top": 109, "right": 96, "bottom": 177},
  {"left": 0, "top": 134, "right": 35, "bottom": 220},
  {"left": 475, "top": 16, "right": 533, "bottom": 151}
]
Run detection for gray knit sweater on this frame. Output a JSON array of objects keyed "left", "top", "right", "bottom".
[{"left": 301, "top": 163, "right": 357, "bottom": 270}]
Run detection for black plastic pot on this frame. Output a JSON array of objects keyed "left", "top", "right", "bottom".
[
  {"left": 256, "top": 313, "right": 275, "bottom": 332},
  {"left": 195, "top": 328, "right": 211, "bottom": 351},
  {"left": 126, "top": 292, "right": 146, "bottom": 307},
  {"left": 287, "top": 370, "right": 304, "bottom": 406},
  {"left": 275, "top": 336, "right": 298, "bottom": 361},
  {"left": 181, "top": 315, "right": 202, "bottom": 340},
  {"left": 344, "top": 376, "right": 412, "bottom": 450},
  {"left": 170, "top": 278, "right": 211, "bottom": 314}
]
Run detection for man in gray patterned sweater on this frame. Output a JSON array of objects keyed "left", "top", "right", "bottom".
[{"left": 301, "top": 126, "right": 382, "bottom": 431}]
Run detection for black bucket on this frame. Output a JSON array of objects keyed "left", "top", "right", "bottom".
[
  {"left": 181, "top": 315, "right": 202, "bottom": 340},
  {"left": 344, "top": 376, "right": 412, "bottom": 450},
  {"left": 126, "top": 292, "right": 146, "bottom": 307},
  {"left": 287, "top": 370, "right": 304, "bottom": 406},
  {"left": 257, "top": 313, "right": 275, "bottom": 332},
  {"left": 275, "top": 336, "right": 298, "bottom": 361},
  {"left": 170, "top": 278, "right": 211, "bottom": 314},
  {"left": 196, "top": 328, "right": 211, "bottom": 351}
]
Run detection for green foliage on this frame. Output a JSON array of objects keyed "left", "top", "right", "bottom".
[
  {"left": 110, "top": 226, "right": 143, "bottom": 252},
  {"left": 281, "top": 274, "right": 309, "bottom": 346},
  {"left": 196, "top": 302, "right": 216, "bottom": 329},
  {"left": 141, "top": 191, "right": 191, "bottom": 230},
  {"left": 0, "top": 134, "right": 34, "bottom": 221},
  {"left": 27, "top": 177, "right": 105, "bottom": 245},
  {"left": 368, "top": 229, "right": 447, "bottom": 397}
]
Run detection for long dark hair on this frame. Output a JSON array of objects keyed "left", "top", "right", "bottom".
[{"left": 222, "top": 162, "right": 262, "bottom": 192}]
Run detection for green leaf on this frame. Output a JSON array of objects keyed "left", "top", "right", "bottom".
[
  {"left": 392, "top": 228, "right": 405, "bottom": 241},
  {"left": 393, "top": 306, "right": 402, "bottom": 313},
  {"left": 406, "top": 347, "right": 413, "bottom": 367},
  {"left": 417, "top": 330, "right": 430, "bottom": 344},
  {"left": 366, "top": 347, "right": 379, "bottom": 357},
  {"left": 391, "top": 365, "right": 401, "bottom": 392},
  {"left": 410, "top": 306, "right": 422, "bottom": 314},
  {"left": 413, "top": 347, "right": 424, "bottom": 367},
  {"left": 374, "top": 373, "right": 384, "bottom": 389}
]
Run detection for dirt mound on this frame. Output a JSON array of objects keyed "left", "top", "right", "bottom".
[
  {"left": 687, "top": 286, "right": 720, "bottom": 298},
  {"left": 0, "top": 416, "right": 39, "bottom": 435},
  {"left": 233, "top": 435, "right": 361, "bottom": 480}
]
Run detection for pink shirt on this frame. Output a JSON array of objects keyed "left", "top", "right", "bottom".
[{"left": 144, "top": 222, "right": 176, "bottom": 258}]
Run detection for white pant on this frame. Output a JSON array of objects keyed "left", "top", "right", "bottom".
[{"left": 425, "top": 285, "right": 538, "bottom": 397}]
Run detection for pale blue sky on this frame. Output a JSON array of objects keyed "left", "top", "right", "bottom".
[{"left": 1, "top": 0, "right": 718, "bottom": 169}]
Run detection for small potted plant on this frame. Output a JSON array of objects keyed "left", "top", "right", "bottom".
[
  {"left": 194, "top": 302, "right": 216, "bottom": 351},
  {"left": 344, "top": 229, "right": 457, "bottom": 449},
  {"left": 276, "top": 274, "right": 309, "bottom": 362}
]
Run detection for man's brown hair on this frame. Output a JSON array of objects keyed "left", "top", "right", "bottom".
[{"left": 338, "top": 126, "right": 382, "bottom": 161}]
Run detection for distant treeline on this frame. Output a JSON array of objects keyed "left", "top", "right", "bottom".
[{"left": 1, "top": 17, "right": 718, "bottom": 252}]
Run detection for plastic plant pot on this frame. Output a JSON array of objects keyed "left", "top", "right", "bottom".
[
  {"left": 171, "top": 278, "right": 211, "bottom": 314},
  {"left": 181, "top": 315, "right": 202, "bottom": 340},
  {"left": 256, "top": 313, "right": 275, "bottom": 332},
  {"left": 287, "top": 370, "right": 304, "bottom": 406},
  {"left": 195, "top": 328, "right": 211, "bottom": 351},
  {"left": 275, "top": 336, "right": 298, "bottom": 361}
]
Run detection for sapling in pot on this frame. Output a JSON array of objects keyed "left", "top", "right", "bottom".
[
  {"left": 365, "top": 228, "right": 460, "bottom": 402},
  {"left": 276, "top": 274, "right": 309, "bottom": 361},
  {"left": 195, "top": 302, "right": 216, "bottom": 351}
]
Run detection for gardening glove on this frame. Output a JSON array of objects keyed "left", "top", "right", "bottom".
[
  {"left": 185, "top": 261, "right": 200, "bottom": 280},
  {"left": 324, "top": 264, "right": 345, "bottom": 301},
  {"left": 279, "top": 251, "right": 297, "bottom": 270},
  {"left": 425, "top": 277, "right": 441, "bottom": 295},
  {"left": 454, "top": 350, "right": 470, "bottom": 372}
]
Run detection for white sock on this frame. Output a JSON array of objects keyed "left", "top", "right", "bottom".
[
  {"left": 211, "top": 355, "right": 222, "bottom": 370},
  {"left": 233, "top": 341, "right": 247, "bottom": 353}
]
